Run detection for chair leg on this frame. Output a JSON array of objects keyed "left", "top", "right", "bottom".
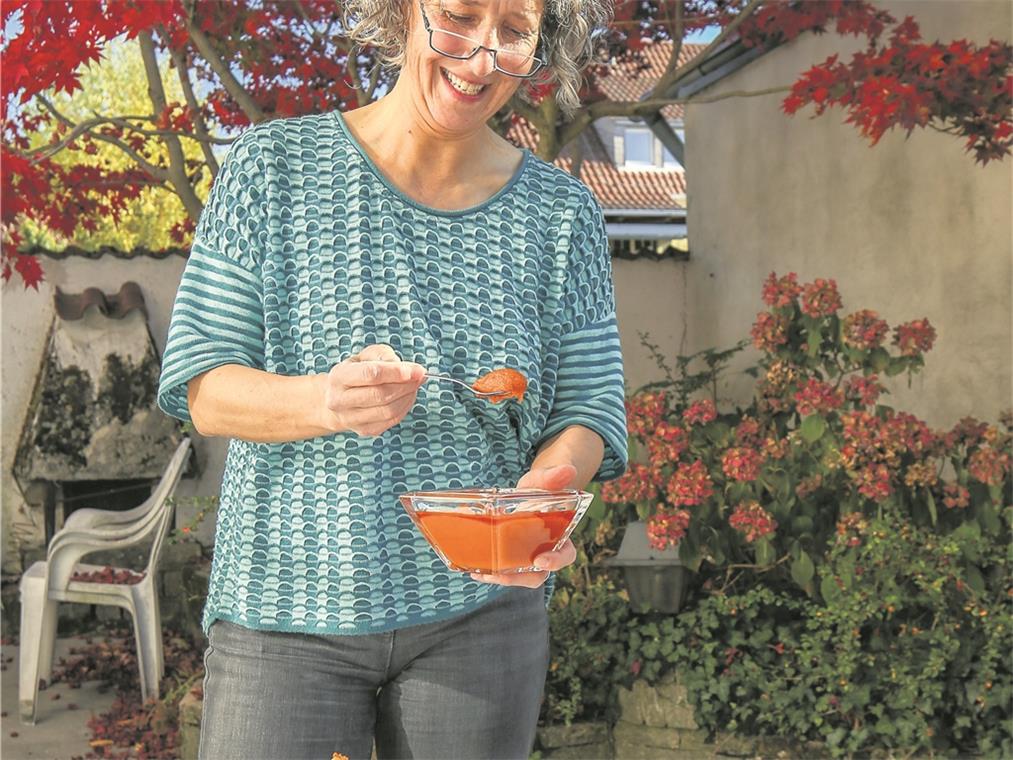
[
  {"left": 19, "top": 575, "right": 58, "bottom": 725},
  {"left": 37, "top": 598, "right": 60, "bottom": 684},
  {"left": 131, "top": 589, "right": 163, "bottom": 702}
]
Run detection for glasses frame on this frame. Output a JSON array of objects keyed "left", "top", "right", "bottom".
[{"left": 418, "top": 1, "right": 545, "bottom": 80}]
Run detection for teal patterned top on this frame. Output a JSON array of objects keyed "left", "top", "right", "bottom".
[{"left": 157, "top": 110, "right": 628, "bottom": 636}]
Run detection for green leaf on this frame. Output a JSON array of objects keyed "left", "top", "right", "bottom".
[
  {"left": 588, "top": 492, "right": 607, "bottom": 522},
  {"left": 820, "top": 574, "right": 839, "bottom": 603},
  {"left": 791, "top": 551, "right": 815, "bottom": 590},
  {"left": 790, "top": 515, "right": 814, "bottom": 534},
  {"left": 926, "top": 491, "right": 938, "bottom": 526},
  {"left": 807, "top": 329, "right": 822, "bottom": 358},
  {"left": 705, "top": 421, "right": 731, "bottom": 445},
  {"left": 800, "top": 415, "right": 827, "bottom": 443},
  {"left": 726, "top": 481, "right": 751, "bottom": 504},
  {"left": 979, "top": 502, "right": 1001, "bottom": 534},
  {"left": 869, "top": 348, "right": 890, "bottom": 372},
  {"left": 885, "top": 358, "right": 907, "bottom": 377},
  {"left": 965, "top": 564, "right": 986, "bottom": 596},
  {"left": 679, "top": 533, "right": 703, "bottom": 572},
  {"left": 755, "top": 537, "right": 776, "bottom": 567}
]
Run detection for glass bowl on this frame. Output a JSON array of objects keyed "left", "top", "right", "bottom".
[{"left": 398, "top": 488, "right": 594, "bottom": 574}]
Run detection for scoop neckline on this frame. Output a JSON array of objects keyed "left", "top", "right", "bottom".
[{"left": 331, "top": 109, "right": 530, "bottom": 218}]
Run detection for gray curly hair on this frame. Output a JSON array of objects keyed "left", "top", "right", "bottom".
[{"left": 341, "top": 0, "right": 613, "bottom": 116}]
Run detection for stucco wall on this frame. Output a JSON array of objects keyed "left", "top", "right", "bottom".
[
  {"left": 1, "top": 256, "right": 228, "bottom": 573},
  {"left": 612, "top": 258, "right": 693, "bottom": 391},
  {"left": 682, "top": 0, "right": 1012, "bottom": 427}
]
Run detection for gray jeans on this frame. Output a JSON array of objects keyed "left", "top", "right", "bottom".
[{"left": 198, "top": 587, "right": 550, "bottom": 760}]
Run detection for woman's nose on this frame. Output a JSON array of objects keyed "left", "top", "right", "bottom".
[{"left": 465, "top": 45, "right": 497, "bottom": 79}]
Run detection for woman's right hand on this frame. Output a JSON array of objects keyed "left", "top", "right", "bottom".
[{"left": 321, "top": 344, "right": 427, "bottom": 437}]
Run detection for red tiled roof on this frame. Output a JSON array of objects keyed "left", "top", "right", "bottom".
[
  {"left": 507, "top": 42, "right": 699, "bottom": 213},
  {"left": 597, "top": 41, "right": 707, "bottom": 120},
  {"left": 507, "top": 119, "right": 686, "bottom": 212},
  {"left": 572, "top": 155, "right": 686, "bottom": 210}
]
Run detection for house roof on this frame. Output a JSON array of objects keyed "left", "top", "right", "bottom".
[
  {"left": 507, "top": 42, "right": 701, "bottom": 216},
  {"left": 507, "top": 118, "right": 687, "bottom": 212},
  {"left": 596, "top": 41, "right": 707, "bottom": 120}
]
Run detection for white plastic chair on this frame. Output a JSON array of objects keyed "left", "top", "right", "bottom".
[{"left": 18, "top": 438, "right": 192, "bottom": 724}]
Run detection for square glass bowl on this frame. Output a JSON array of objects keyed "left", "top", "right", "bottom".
[{"left": 398, "top": 488, "right": 594, "bottom": 574}]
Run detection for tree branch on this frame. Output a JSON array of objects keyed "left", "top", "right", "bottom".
[
  {"left": 555, "top": 86, "right": 788, "bottom": 157},
  {"left": 21, "top": 112, "right": 234, "bottom": 163},
  {"left": 138, "top": 30, "right": 204, "bottom": 221},
  {"left": 293, "top": 0, "right": 372, "bottom": 107},
  {"left": 163, "top": 29, "right": 221, "bottom": 178},
  {"left": 652, "top": 0, "right": 765, "bottom": 97},
  {"left": 666, "top": 0, "right": 685, "bottom": 78},
  {"left": 35, "top": 95, "right": 172, "bottom": 182},
  {"left": 585, "top": 86, "right": 790, "bottom": 119},
  {"left": 184, "top": 6, "right": 266, "bottom": 123}
]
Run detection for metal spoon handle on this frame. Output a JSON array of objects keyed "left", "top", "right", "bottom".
[{"left": 424, "top": 373, "right": 505, "bottom": 398}]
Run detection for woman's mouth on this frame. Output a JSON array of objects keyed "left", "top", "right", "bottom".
[{"left": 441, "top": 67, "right": 488, "bottom": 99}]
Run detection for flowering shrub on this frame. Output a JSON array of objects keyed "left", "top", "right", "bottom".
[
  {"left": 603, "top": 272, "right": 1012, "bottom": 595},
  {"left": 631, "top": 512, "right": 1013, "bottom": 757}
]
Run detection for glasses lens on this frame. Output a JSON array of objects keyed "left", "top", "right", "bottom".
[
  {"left": 428, "top": 21, "right": 540, "bottom": 77},
  {"left": 431, "top": 29, "right": 476, "bottom": 58},
  {"left": 495, "top": 50, "right": 538, "bottom": 76}
]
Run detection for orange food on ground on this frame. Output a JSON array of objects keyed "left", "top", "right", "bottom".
[
  {"left": 416, "top": 510, "right": 574, "bottom": 573},
  {"left": 332, "top": 754, "right": 349, "bottom": 760},
  {"left": 472, "top": 368, "right": 527, "bottom": 403}
]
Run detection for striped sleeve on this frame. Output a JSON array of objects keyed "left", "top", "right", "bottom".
[
  {"left": 538, "top": 195, "right": 629, "bottom": 482},
  {"left": 157, "top": 129, "right": 267, "bottom": 423}
]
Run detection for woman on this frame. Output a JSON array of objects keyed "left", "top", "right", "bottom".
[{"left": 157, "top": 1, "right": 625, "bottom": 758}]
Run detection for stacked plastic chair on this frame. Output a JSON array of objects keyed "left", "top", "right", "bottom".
[{"left": 18, "top": 438, "right": 192, "bottom": 723}]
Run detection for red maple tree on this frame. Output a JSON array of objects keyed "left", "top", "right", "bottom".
[{"left": 2, "top": 0, "right": 1010, "bottom": 290}]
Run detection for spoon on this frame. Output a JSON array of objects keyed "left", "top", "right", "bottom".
[{"left": 424, "top": 373, "right": 508, "bottom": 399}]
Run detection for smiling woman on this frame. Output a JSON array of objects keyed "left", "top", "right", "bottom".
[
  {"left": 343, "top": 0, "right": 611, "bottom": 115},
  {"left": 158, "top": 0, "right": 624, "bottom": 758}
]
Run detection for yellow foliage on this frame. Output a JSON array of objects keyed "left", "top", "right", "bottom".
[{"left": 21, "top": 37, "right": 219, "bottom": 252}]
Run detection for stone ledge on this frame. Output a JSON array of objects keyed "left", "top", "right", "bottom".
[
  {"left": 617, "top": 674, "right": 698, "bottom": 730},
  {"left": 543, "top": 741, "right": 612, "bottom": 759},
  {"left": 539, "top": 721, "right": 609, "bottom": 749},
  {"left": 177, "top": 689, "right": 202, "bottom": 760}
]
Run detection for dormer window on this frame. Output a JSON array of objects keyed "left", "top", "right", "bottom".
[{"left": 623, "top": 128, "right": 654, "bottom": 167}]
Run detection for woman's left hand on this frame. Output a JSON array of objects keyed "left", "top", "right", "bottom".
[{"left": 469, "top": 464, "right": 579, "bottom": 588}]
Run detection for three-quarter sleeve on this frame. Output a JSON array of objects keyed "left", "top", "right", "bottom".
[
  {"left": 539, "top": 196, "right": 629, "bottom": 482},
  {"left": 157, "top": 129, "right": 268, "bottom": 423}
]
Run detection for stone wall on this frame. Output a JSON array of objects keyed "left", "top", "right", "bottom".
[{"left": 535, "top": 674, "right": 822, "bottom": 760}]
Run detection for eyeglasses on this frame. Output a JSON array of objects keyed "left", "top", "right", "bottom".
[{"left": 418, "top": 1, "right": 545, "bottom": 79}]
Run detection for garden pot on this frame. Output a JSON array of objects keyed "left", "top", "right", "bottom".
[{"left": 605, "top": 521, "right": 688, "bottom": 614}]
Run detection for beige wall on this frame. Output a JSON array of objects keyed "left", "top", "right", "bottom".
[
  {"left": 678, "top": 0, "right": 1012, "bottom": 427},
  {"left": 612, "top": 258, "right": 693, "bottom": 391}
]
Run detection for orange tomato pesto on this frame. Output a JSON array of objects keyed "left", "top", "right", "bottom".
[{"left": 472, "top": 368, "right": 527, "bottom": 403}]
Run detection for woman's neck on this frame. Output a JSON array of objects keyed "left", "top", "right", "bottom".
[{"left": 341, "top": 85, "right": 521, "bottom": 210}]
